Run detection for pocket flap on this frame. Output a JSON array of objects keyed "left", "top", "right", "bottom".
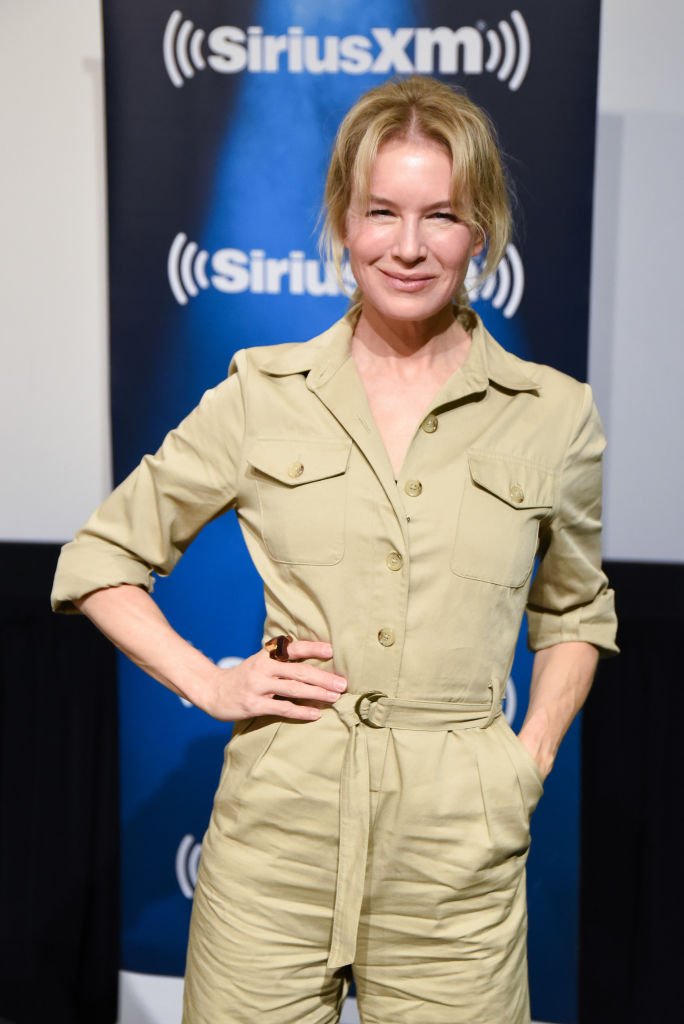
[
  {"left": 248, "top": 438, "right": 352, "bottom": 486},
  {"left": 467, "top": 451, "right": 555, "bottom": 509}
]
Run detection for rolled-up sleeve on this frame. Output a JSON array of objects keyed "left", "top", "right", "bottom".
[
  {"left": 526, "top": 383, "right": 619, "bottom": 657},
  {"left": 51, "top": 364, "right": 245, "bottom": 613}
]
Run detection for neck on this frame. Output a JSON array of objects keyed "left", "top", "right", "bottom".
[{"left": 352, "top": 303, "right": 471, "bottom": 367}]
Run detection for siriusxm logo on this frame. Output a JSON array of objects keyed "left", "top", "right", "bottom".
[
  {"left": 164, "top": 10, "right": 530, "bottom": 91},
  {"left": 167, "top": 233, "right": 525, "bottom": 318},
  {"left": 168, "top": 234, "right": 355, "bottom": 304}
]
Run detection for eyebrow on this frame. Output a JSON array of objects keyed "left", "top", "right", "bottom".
[{"left": 368, "top": 194, "right": 454, "bottom": 210}]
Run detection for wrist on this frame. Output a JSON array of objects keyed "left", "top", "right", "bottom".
[
  {"left": 518, "top": 713, "right": 557, "bottom": 778},
  {"left": 171, "top": 650, "right": 226, "bottom": 715}
]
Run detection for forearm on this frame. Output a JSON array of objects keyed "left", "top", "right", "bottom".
[
  {"left": 518, "top": 641, "right": 599, "bottom": 777},
  {"left": 76, "top": 584, "right": 222, "bottom": 711}
]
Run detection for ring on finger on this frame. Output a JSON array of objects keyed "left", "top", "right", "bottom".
[{"left": 265, "top": 634, "right": 293, "bottom": 662}]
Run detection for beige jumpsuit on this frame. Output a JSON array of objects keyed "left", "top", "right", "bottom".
[{"left": 52, "top": 314, "right": 618, "bottom": 1023}]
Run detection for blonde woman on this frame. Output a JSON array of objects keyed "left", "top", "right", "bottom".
[{"left": 52, "top": 76, "right": 617, "bottom": 1023}]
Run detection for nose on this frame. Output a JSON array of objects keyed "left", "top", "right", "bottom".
[{"left": 392, "top": 217, "right": 426, "bottom": 264}]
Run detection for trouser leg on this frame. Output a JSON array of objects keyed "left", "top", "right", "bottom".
[
  {"left": 183, "top": 865, "right": 350, "bottom": 1023},
  {"left": 183, "top": 713, "right": 351, "bottom": 1023},
  {"left": 353, "top": 720, "right": 541, "bottom": 1024},
  {"left": 353, "top": 864, "right": 530, "bottom": 1024}
]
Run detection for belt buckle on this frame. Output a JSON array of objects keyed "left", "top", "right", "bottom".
[{"left": 355, "top": 690, "right": 387, "bottom": 727}]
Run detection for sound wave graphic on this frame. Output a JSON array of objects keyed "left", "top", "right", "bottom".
[
  {"left": 485, "top": 11, "right": 530, "bottom": 92},
  {"left": 175, "top": 834, "right": 201, "bottom": 898},
  {"left": 168, "top": 232, "right": 210, "bottom": 305},
  {"left": 469, "top": 244, "right": 525, "bottom": 319},
  {"left": 163, "top": 10, "right": 206, "bottom": 89}
]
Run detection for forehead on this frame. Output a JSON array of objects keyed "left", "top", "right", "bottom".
[{"left": 369, "top": 136, "right": 453, "bottom": 183}]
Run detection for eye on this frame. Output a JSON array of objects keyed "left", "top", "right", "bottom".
[
  {"left": 367, "top": 208, "right": 394, "bottom": 218},
  {"left": 429, "top": 211, "right": 460, "bottom": 222}
]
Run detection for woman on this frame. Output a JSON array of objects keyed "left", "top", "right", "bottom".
[{"left": 52, "top": 76, "right": 618, "bottom": 1023}]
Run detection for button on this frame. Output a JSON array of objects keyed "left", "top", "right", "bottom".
[
  {"left": 421, "top": 414, "right": 438, "bottom": 433},
  {"left": 404, "top": 479, "right": 423, "bottom": 497},
  {"left": 386, "top": 551, "right": 403, "bottom": 571},
  {"left": 288, "top": 461, "right": 304, "bottom": 479},
  {"left": 509, "top": 483, "right": 524, "bottom": 504},
  {"left": 377, "top": 628, "right": 395, "bottom": 647}
]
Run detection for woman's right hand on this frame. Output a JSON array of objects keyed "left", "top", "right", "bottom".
[
  {"left": 75, "top": 586, "right": 346, "bottom": 723},
  {"left": 206, "top": 639, "right": 348, "bottom": 722}
]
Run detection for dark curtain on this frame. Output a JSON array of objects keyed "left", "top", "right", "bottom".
[
  {"left": 0, "top": 543, "right": 118, "bottom": 1024},
  {"left": 580, "top": 560, "right": 684, "bottom": 1022}
]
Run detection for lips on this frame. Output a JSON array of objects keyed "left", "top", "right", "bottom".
[{"left": 379, "top": 268, "right": 436, "bottom": 292}]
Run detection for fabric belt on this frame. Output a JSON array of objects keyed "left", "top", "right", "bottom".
[{"left": 326, "top": 689, "right": 501, "bottom": 970}]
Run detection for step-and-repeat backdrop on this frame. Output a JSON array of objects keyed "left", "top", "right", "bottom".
[{"left": 103, "top": 2, "right": 601, "bottom": 1021}]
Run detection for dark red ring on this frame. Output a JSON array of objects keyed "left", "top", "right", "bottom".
[{"left": 265, "top": 634, "right": 293, "bottom": 662}]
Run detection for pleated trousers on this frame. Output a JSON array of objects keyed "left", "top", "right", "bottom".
[{"left": 183, "top": 692, "right": 544, "bottom": 1023}]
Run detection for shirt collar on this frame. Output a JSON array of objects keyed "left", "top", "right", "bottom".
[{"left": 259, "top": 312, "right": 542, "bottom": 398}]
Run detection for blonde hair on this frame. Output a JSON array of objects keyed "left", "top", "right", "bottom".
[{"left": 322, "top": 76, "right": 513, "bottom": 328}]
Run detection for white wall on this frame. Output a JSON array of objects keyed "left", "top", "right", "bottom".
[
  {"left": 1, "top": 0, "right": 681, "bottom": 562},
  {"left": 589, "top": 0, "right": 684, "bottom": 562},
  {"left": 0, "top": 0, "right": 110, "bottom": 542}
]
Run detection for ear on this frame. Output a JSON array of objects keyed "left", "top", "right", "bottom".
[{"left": 471, "top": 228, "right": 486, "bottom": 258}]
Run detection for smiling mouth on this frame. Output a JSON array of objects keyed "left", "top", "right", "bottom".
[{"left": 379, "top": 269, "right": 435, "bottom": 291}]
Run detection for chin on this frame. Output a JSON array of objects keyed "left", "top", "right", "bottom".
[{"left": 371, "top": 294, "right": 453, "bottom": 324}]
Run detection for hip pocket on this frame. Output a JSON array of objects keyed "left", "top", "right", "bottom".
[
  {"left": 497, "top": 717, "right": 545, "bottom": 817},
  {"left": 216, "top": 716, "right": 284, "bottom": 804}
]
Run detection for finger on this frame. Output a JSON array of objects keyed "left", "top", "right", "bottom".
[
  {"left": 273, "top": 679, "right": 342, "bottom": 703},
  {"left": 258, "top": 698, "right": 321, "bottom": 721},
  {"left": 286, "top": 639, "right": 333, "bottom": 662},
  {"left": 270, "top": 662, "right": 347, "bottom": 693}
]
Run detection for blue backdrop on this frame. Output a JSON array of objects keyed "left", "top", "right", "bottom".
[{"left": 103, "top": 2, "right": 601, "bottom": 1020}]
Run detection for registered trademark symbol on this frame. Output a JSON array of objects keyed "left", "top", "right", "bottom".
[{"left": 476, "top": 20, "right": 487, "bottom": 32}]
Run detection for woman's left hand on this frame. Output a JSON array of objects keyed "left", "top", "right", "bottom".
[
  {"left": 516, "top": 725, "right": 553, "bottom": 780},
  {"left": 517, "top": 641, "right": 600, "bottom": 782}
]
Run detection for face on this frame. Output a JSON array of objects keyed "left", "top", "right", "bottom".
[{"left": 344, "top": 136, "right": 483, "bottom": 326}]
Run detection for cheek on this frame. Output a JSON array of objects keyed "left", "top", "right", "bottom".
[
  {"left": 347, "top": 228, "right": 383, "bottom": 267},
  {"left": 439, "top": 237, "right": 477, "bottom": 274},
  {"left": 343, "top": 210, "right": 368, "bottom": 253}
]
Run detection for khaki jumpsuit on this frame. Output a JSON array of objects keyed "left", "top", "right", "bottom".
[{"left": 52, "top": 314, "right": 618, "bottom": 1023}]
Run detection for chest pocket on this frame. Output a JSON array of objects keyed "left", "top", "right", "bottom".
[
  {"left": 248, "top": 438, "right": 352, "bottom": 565},
  {"left": 451, "top": 451, "right": 555, "bottom": 588}
]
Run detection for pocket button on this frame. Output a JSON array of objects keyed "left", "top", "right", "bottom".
[
  {"left": 288, "top": 461, "right": 304, "bottom": 479},
  {"left": 509, "top": 482, "right": 524, "bottom": 504}
]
